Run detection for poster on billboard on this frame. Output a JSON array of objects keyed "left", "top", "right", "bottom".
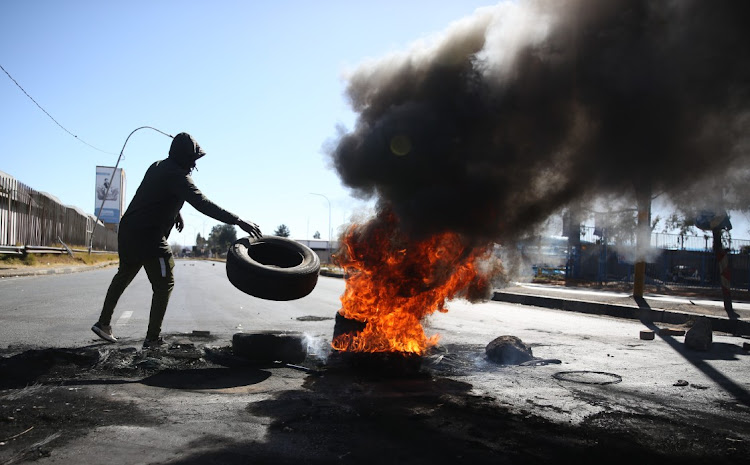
[{"left": 95, "top": 166, "right": 125, "bottom": 224}]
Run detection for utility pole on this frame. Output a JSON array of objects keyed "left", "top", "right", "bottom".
[
  {"left": 633, "top": 180, "right": 652, "bottom": 298},
  {"left": 310, "top": 193, "right": 331, "bottom": 263},
  {"left": 564, "top": 207, "right": 582, "bottom": 281}
]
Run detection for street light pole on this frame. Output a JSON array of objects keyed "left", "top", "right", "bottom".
[
  {"left": 310, "top": 192, "right": 331, "bottom": 263},
  {"left": 89, "top": 126, "right": 173, "bottom": 254}
]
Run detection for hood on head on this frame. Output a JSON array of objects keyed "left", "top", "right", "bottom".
[{"left": 169, "top": 132, "right": 206, "bottom": 169}]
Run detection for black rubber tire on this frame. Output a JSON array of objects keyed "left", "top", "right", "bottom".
[
  {"left": 232, "top": 331, "right": 308, "bottom": 364},
  {"left": 226, "top": 236, "right": 320, "bottom": 301}
]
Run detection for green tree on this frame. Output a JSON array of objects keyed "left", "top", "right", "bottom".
[
  {"left": 207, "top": 224, "right": 238, "bottom": 256},
  {"left": 274, "top": 224, "right": 291, "bottom": 237},
  {"left": 313, "top": 230, "right": 321, "bottom": 239},
  {"left": 193, "top": 233, "right": 208, "bottom": 257},
  {"left": 196, "top": 232, "right": 207, "bottom": 248}
]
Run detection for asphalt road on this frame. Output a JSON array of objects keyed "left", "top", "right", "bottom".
[
  {"left": 1, "top": 260, "right": 750, "bottom": 463},
  {"left": 0, "top": 260, "right": 344, "bottom": 349}
]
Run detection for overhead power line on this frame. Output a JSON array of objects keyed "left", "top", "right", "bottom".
[{"left": 0, "top": 63, "right": 117, "bottom": 155}]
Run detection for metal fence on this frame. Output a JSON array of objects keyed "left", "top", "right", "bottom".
[
  {"left": 573, "top": 242, "right": 750, "bottom": 291},
  {"left": 515, "top": 228, "right": 750, "bottom": 291},
  {"left": 580, "top": 226, "right": 750, "bottom": 253},
  {"left": 0, "top": 171, "right": 117, "bottom": 251}
]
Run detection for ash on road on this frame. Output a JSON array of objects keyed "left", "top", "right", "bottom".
[
  {"left": 1, "top": 332, "right": 749, "bottom": 465},
  {"left": 2, "top": 266, "right": 749, "bottom": 464}
]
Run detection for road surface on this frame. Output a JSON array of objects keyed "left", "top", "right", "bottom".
[
  {"left": 1, "top": 260, "right": 749, "bottom": 464},
  {"left": 0, "top": 260, "right": 344, "bottom": 349}
]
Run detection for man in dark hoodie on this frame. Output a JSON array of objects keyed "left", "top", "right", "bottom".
[{"left": 91, "top": 132, "right": 261, "bottom": 349}]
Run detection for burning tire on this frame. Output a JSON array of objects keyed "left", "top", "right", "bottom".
[
  {"left": 232, "top": 331, "right": 307, "bottom": 363},
  {"left": 226, "top": 236, "right": 320, "bottom": 301}
]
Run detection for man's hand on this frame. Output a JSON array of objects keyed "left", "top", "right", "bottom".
[
  {"left": 175, "top": 213, "right": 184, "bottom": 233},
  {"left": 237, "top": 219, "right": 262, "bottom": 239}
]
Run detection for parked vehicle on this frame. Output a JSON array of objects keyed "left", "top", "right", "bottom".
[{"left": 670, "top": 265, "right": 701, "bottom": 283}]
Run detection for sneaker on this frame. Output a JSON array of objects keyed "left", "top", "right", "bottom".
[
  {"left": 142, "top": 337, "right": 167, "bottom": 350},
  {"left": 92, "top": 322, "right": 117, "bottom": 343}
]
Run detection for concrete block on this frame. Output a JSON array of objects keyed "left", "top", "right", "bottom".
[{"left": 658, "top": 328, "right": 686, "bottom": 337}]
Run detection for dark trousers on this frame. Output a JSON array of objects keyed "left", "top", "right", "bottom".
[{"left": 98, "top": 256, "right": 175, "bottom": 340}]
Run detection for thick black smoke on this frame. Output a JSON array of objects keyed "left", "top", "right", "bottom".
[{"left": 329, "top": 0, "right": 750, "bottom": 243}]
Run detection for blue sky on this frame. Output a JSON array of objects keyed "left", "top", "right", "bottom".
[
  {"left": 3, "top": 1, "right": 749, "bottom": 247},
  {"left": 1, "top": 0, "right": 496, "bottom": 246}
]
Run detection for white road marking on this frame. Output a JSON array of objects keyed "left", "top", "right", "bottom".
[{"left": 115, "top": 311, "right": 133, "bottom": 326}]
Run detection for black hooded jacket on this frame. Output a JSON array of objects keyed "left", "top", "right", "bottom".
[{"left": 117, "top": 132, "right": 239, "bottom": 260}]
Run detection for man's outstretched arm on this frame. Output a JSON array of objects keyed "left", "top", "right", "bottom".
[{"left": 175, "top": 175, "right": 261, "bottom": 239}]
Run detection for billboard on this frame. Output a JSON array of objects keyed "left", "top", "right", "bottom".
[{"left": 95, "top": 166, "right": 126, "bottom": 224}]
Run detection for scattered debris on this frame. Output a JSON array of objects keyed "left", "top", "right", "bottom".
[
  {"left": 552, "top": 371, "right": 622, "bottom": 385},
  {"left": 296, "top": 315, "right": 334, "bottom": 322},
  {"left": 1, "top": 432, "right": 61, "bottom": 464},
  {"left": 0, "top": 426, "right": 34, "bottom": 443},
  {"left": 640, "top": 330, "right": 655, "bottom": 341},
  {"left": 658, "top": 328, "right": 686, "bottom": 337},
  {"left": 284, "top": 363, "right": 322, "bottom": 375},
  {"left": 685, "top": 317, "right": 713, "bottom": 351},
  {"left": 485, "top": 335, "right": 534, "bottom": 365},
  {"left": 420, "top": 345, "right": 478, "bottom": 376},
  {"left": 0, "top": 348, "right": 101, "bottom": 389},
  {"left": 691, "top": 384, "right": 709, "bottom": 390},
  {"left": 166, "top": 343, "right": 203, "bottom": 360},
  {"left": 673, "top": 380, "right": 689, "bottom": 387},
  {"left": 519, "top": 358, "right": 562, "bottom": 367},
  {"left": 135, "top": 357, "right": 162, "bottom": 370}
]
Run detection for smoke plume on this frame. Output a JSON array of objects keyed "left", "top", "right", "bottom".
[{"left": 329, "top": 0, "right": 750, "bottom": 243}]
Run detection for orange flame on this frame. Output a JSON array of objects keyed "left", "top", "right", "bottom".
[{"left": 332, "top": 211, "right": 493, "bottom": 355}]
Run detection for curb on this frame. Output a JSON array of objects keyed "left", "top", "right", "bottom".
[
  {"left": 320, "top": 270, "right": 345, "bottom": 278},
  {"left": 492, "top": 291, "right": 750, "bottom": 336}
]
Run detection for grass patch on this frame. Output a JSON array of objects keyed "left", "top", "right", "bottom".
[
  {"left": 0, "top": 255, "right": 26, "bottom": 267},
  {"left": 0, "top": 251, "right": 118, "bottom": 268},
  {"left": 76, "top": 251, "right": 118, "bottom": 265}
]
